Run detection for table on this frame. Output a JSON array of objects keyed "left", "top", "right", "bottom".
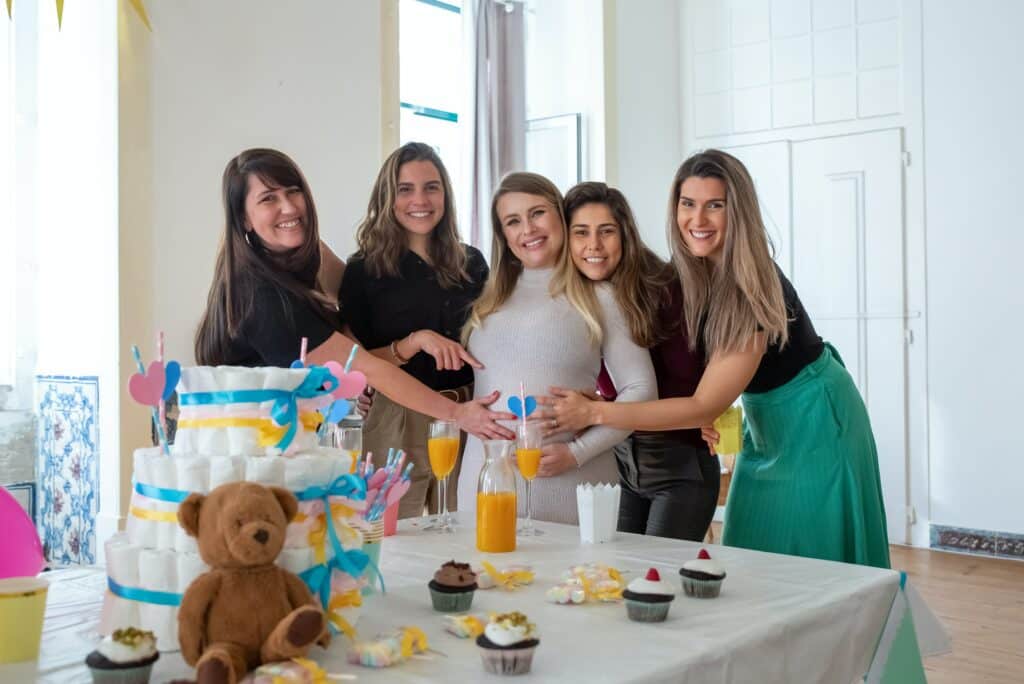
[{"left": 4, "top": 516, "right": 910, "bottom": 683}]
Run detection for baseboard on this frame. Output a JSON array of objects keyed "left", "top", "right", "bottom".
[{"left": 930, "top": 524, "right": 1024, "bottom": 561}]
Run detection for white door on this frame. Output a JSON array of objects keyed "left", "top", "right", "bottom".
[{"left": 791, "top": 129, "right": 908, "bottom": 544}]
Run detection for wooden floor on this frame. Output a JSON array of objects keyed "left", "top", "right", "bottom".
[{"left": 890, "top": 544, "right": 1024, "bottom": 683}]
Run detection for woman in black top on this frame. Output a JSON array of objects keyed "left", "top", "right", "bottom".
[
  {"left": 194, "top": 148, "right": 513, "bottom": 440},
  {"left": 546, "top": 150, "right": 890, "bottom": 568},
  {"left": 340, "top": 142, "right": 487, "bottom": 518}
]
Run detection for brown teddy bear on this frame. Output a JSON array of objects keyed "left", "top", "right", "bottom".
[{"left": 177, "top": 481, "right": 330, "bottom": 684}]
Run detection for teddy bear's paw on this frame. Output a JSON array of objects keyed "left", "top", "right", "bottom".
[
  {"left": 197, "top": 651, "right": 235, "bottom": 684},
  {"left": 286, "top": 607, "right": 325, "bottom": 649}
]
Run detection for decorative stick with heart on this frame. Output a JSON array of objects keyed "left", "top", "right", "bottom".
[
  {"left": 319, "top": 345, "right": 368, "bottom": 434},
  {"left": 129, "top": 345, "right": 171, "bottom": 455}
]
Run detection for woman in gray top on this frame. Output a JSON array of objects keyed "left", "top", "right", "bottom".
[{"left": 457, "top": 172, "right": 656, "bottom": 524}]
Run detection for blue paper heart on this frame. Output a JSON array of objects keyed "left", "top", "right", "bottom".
[
  {"left": 290, "top": 359, "right": 305, "bottom": 369},
  {"left": 320, "top": 399, "right": 351, "bottom": 424},
  {"left": 162, "top": 361, "right": 181, "bottom": 401},
  {"left": 507, "top": 395, "right": 537, "bottom": 419}
]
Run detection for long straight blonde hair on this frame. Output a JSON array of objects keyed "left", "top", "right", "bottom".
[
  {"left": 464, "top": 172, "right": 603, "bottom": 345},
  {"left": 668, "top": 150, "right": 788, "bottom": 355}
]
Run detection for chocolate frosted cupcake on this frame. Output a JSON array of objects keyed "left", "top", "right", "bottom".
[
  {"left": 85, "top": 628, "right": 159, "bottom": 684},
  {"left": 679, "top": 549, "right": 726, "bottom": 598},
  {"left": 621, "top": 568, "right": 676, "bottom": 622},
  {"left": 428, "top": 560, "right": 478, "bottom": 612},
  {"left": 475, "top": 611, "right": 539, "bottom": 675}
]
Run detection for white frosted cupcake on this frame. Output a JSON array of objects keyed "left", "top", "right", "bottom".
[
  {"left": 475, "top": 611, "right": 539, "bottom": 675},
  {"left": 621, "top": 568, "right": 676, "bottom": 622},
  {"left": 85, "top": 628, "right": 159, "bottom": 684},
  {"left": 679, "top": 549, "right": 727, "bottom": 598}
]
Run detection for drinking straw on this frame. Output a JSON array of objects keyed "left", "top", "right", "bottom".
[{"left": 132, "top": 345, "right": 169, "bottom": 455}]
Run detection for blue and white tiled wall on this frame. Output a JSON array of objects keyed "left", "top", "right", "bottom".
[{"left": 35, "top": 375, "right": 99, "bottom": 565}]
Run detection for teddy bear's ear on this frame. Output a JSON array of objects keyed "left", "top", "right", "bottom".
[
  {"left": 269, "top": 486, "right": 298, "bottom": 523},
  {"left": 178, "top": 493, "right": 205, "bottom": 538}
]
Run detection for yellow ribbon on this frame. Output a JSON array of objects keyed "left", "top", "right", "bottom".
[
  {"left": 481, "top": 561, "right": 534, "bottom": 590},
  {"left": 303, "top": 507, "right": 361, "bottom": 565},
  {"left": 178, "top": 412, "right": 323, "bottom": 447},
  {"left": 572, "top": 567, "right": 624, "bottom": 602},
  {"left": 325, "top": 590, "right": 362, "bottom": 640},
  {"left": 399, "top": 626, "right": 429, "bottom": 659},
  {"left": 129, "top": 505, "right": 179, "bottom": 523}
]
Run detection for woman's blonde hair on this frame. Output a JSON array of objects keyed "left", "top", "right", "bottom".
[
  {"left": 668, "top": 149, "right": 788, "bottom": 355},
  {"left": 563, "top": 182, "right": 675, "bottom": 347},
  {"left": 464, "top": 172, "right": 603, "bottom": 344},
  {"left": 354, "top": 142, "right": 468, "bottom": 288}
]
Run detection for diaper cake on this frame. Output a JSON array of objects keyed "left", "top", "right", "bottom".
[{"left": 102, "top": 364, "right": 371, "bottom": 651}]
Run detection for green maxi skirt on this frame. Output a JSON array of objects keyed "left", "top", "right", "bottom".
[{"left": 722, "top": 343, "right": 891, "bottom": 569}]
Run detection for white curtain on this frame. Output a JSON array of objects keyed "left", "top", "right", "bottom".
[{"left": 460, "top": 0, "right": 526, "bottom": 257}]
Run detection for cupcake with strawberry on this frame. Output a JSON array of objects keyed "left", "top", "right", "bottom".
[
  {"left": 679, "top": 548, "right": 726, "bottom": 598},
  {"left": 621, "top": 568, "right": 676, "bottom": 622}
]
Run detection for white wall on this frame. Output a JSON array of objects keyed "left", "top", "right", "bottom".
[
  {"left": 606, "top": 0, "right": 681, "bottom": 258},
  {"left": 922, "top": 1, "right": 1024, "bottom": 534},
  {"left": 525, "top": 0, "right": 606, "bottom": 185},
  {"left": 609, "top": 0, "right": 1023, "bottom": 540},
  {"left": 115, "top": 0, "right": 385, "bottom": 527}
]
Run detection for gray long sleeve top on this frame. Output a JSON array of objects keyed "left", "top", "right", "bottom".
[{"left": 455, "top": 267, "right": 657, "bottom": 524}]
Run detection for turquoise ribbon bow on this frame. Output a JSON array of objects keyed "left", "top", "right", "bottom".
[{"left": 295, "top": 474, "right": 384, "bottom": 634}]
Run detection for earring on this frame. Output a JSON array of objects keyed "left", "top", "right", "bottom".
[{"left": 244, "top": 231, "right": 253, "bottom": 247}]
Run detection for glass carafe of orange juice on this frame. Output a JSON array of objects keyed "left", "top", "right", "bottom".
[{"left": 476, "top": 440, "right": 517, "bottom": 553}]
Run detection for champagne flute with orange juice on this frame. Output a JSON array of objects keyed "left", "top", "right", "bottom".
[
  {"left": 515, "top": 423, "right": 543, "bottom": 536},
  {"left": 476, "top": 440, "right": 517, "bottom": 552},
  {"left": 427, "top": 419, "right": 460, "bottom": 533}
]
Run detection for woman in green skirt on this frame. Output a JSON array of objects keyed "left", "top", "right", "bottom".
[{"left": 544, "top": 149, "right": 890, "bottom": 569}]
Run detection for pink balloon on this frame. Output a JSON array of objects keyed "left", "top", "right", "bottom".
[{"left": 0, "top": 488, "right": 45, "bottom": 579}]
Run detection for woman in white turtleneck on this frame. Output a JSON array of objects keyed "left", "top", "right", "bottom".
[{"left": 457, "top": 172, "right": 656, "bottom": 525}]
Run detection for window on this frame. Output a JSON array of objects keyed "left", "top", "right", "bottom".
[
  {"left": 0, "top": 15, "right": 15, "bottom": 388},
  {"left": 398, "top": 0, "right": 463, "bottom": 194}
]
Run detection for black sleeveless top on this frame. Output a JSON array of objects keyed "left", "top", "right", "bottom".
[{"left": 745, "top": 265, "right": 824, "bottom": 394}]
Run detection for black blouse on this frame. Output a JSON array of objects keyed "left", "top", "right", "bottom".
[
  {"left": 339, "top": 245, "right": 488, "bottom": 391},
  {"left": 745, "top": 266, "right": 825, "bottom": 393},
  {"left": 224, "top": 281, "right": 342, "bottom": 368}
]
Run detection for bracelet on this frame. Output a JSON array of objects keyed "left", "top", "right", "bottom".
[{"left": 390, "top": 336, "right": 411, "bottom": 365}]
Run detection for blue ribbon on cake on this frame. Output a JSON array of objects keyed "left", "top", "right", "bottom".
[
  {"left": 297, "top": 473, "right": 386, "bottom": 634},
  {"left": 178, "top": 365, "right": 339, "bottom": 450}
]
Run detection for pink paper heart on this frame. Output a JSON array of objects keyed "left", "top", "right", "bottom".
[
  {"left": 323, "top": 361, "right": 368, "bottom": 399},
  {"left": 386, "top": 480, "right": 412, "bottom": 507},
  {"left": 128, "top": 361, "right": 165, "bottom": 407}
]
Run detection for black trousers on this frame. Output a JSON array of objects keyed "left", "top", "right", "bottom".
[{"left": 615, "top": 432, "right": 721, "bottom": 541}]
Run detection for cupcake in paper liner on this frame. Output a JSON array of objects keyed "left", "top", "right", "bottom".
[
  {"left": 621, "top": 568, "right": 676, "bottom": 622},
  {"left": 427, "top": 560, "right": 477, "bottom": 612},
  {"left": 475, "top": 611, "right": 539, "bottom": 675},
  {"left": 679, "top": 549, "right": 727, "bottom": 598},
  {"left": 85, "top": 628, "right": 159, "bottom": 684}
]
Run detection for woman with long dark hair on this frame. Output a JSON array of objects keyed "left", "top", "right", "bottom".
[{"left": 553, "top": 181, "right": 718, "bottom": 541}]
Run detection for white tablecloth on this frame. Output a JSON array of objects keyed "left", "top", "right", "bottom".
[{"left": 4, "top": 516, "right": 908, "bottom": 683}]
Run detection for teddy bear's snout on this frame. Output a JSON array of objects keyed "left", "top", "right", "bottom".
[{"left": 253, "top": 529, "right": 269, "bottom": 545}]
